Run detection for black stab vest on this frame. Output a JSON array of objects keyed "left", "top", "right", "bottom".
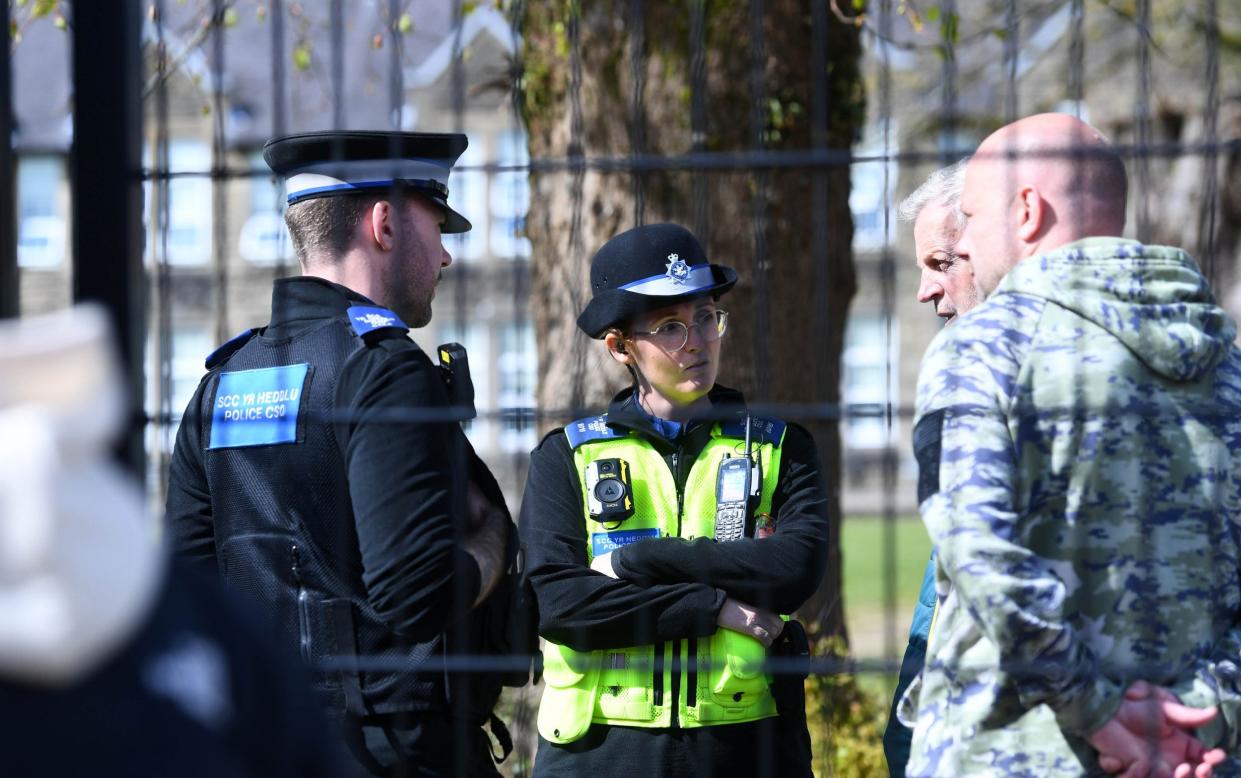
[{"left": 197, "top": 315, "right": 443, "bottom": 717}]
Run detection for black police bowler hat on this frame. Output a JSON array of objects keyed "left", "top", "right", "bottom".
[
  {"left": 263, "top": 130, "right": 472, "bottom": 234},
  {"left": 577, "top": 223, "right": 737, "bottom": 338}
]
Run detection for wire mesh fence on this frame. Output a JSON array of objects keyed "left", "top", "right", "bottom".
[{"left": 5, "top": 0, "right": 1241, "bottom": 775}]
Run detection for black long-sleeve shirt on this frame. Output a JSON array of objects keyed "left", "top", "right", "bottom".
[{"left": 519, "top": 385, "right": 830, "bottom": 653}]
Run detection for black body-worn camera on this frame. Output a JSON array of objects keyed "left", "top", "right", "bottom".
[
  {"left": 437, "top": 342, "right": 476, "bottom": 420},
  {"left": 585, "top": 458, "right": 634, "bottom": 523}
]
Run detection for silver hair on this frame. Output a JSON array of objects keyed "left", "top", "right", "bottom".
[{"left": 898, "top": 157, "right": 970, "bottom": 230}]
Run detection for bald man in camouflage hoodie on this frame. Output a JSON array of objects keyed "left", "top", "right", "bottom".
[{"left": 900, "top": 113, "right": 1240, "bottom": 777}]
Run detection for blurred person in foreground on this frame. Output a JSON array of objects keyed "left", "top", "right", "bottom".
[
  {"left": 0, "top": 305, "right": 342, "bottom": 777},
  {"left": 520, "top": 223, "right": 830, "bottom": 777},
  {"left": 165, "top": 131, "right": 520, "bottom": 777},
  {"left": 883, "top": 157, "right": 973, "bottom": 778},
  {"left": 900, "top": 112, "right": 1239, "bottom": 777}
]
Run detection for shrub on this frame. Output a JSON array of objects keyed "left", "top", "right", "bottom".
[{"left": 805, "top": 636, "right": 890, "bottom": 777}]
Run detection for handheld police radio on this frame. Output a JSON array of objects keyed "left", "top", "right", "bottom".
[
  {"left": 714, "top": 414, "right": 762, "bottom": 542},
  {"left": 437, "top": 342, "right": 477, "bottom": 420},
  {"left": 585, "top": 458, "right": 635, "bottom": 525}
]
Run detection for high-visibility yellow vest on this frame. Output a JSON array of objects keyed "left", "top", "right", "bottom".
[{"left": 537, "top": 414, "right": 786, "bottom": 744}]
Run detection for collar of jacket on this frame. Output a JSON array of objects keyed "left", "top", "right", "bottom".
[
  {"left": 265, "top": 276, "right": 380, "bottom": 337},
  {"left": 603, "top": 384, "right": 748, "bottom": 453}
]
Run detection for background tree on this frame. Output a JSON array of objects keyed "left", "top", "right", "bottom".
[{"left": 516, "top": 1, "right": 883, "bottom": 772}]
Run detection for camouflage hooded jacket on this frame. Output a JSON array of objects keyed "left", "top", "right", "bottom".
[{"left": 903, "top": 238, "right": 1241, "bottom": 777}]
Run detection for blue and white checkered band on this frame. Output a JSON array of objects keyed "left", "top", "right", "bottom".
[
  {"left": 619, "top": 263, "right": 714, "bottom": 296},
  {"left": 285, "top": 158, "right": 451, "bottom": 205}
]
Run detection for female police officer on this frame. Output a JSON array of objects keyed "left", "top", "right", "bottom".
[{"left": 519, "top": 223, "right": 830, "bottom": 777}]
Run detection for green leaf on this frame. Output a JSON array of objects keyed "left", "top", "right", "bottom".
[
  {"left": 222, "top": 8, "right": 238, "bottom": 27},
  {"left": 52, "top": 12, "right": 66, "bottom": 28},
  {"left": 9, "top": 20, "right": 20, "bottom": 44},
  {"left": 462, "top": 1, "right": 478, "bottom": 15},
  {"left": 992, "top": 27, "right": 1007, "bottom": 40},
  {"left": 926, "top": 6, "right": 940, "bottom": 22},
  {"left": 941, "top": 11, "right": 959, "bottom": 44},
  {"left": 32, "top": 0, "right": 57, "bottom": 19},
  {"left": 397, "top": 13, "right": 412, "bottom": 33},
  {"left": 293, "top": 43, "right": 311, "bottom": 71}
]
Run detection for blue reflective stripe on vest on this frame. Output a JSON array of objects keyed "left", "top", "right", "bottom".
[{"left": 565, "top": 415, "right": 622, "bottom": 448}]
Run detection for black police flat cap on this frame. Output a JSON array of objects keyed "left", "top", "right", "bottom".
[
  {"left": 263, "top": 130, "right": 472, "bottom": 234},
  {"left": 577, "top": 223, "right": 737, "bottom": 338}
]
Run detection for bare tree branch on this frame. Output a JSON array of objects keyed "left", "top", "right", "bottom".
[{"left": 143, "top": 0, "right": 236, "bottom": 100}]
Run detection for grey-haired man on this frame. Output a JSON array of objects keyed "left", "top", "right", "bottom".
[{"left": 884, "top": 159, "right": 972, "bottom": 778}]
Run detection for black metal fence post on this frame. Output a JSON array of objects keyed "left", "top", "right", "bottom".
[
  {"left": 71, "top": 0, "right": 145, "bottom": 478},
  {"left": 0, "top": 0, "right": 16, "bottom": 320}
]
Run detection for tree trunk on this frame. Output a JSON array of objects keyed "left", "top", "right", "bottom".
[{"left": 516, "top": 0, "right": 863, "bottom": 651}]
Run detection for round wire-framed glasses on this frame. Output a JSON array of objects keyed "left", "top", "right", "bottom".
[{"left": 633, "top": 309, "right": 729, "bottom": 353}]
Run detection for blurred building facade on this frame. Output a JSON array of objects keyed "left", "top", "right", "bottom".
[{"left": 11, "top": 1, "right": 1239, "bottom": 516}]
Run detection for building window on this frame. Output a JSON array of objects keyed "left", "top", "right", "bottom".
[
  {"left": 842, "top": 313, "right": 899, "bottom": 451},
  {"left": 497, "top": 322, "right": 536, "bottom": 453},
  {"left": 162, "top": 141, "right": 213, "bottom": 267},
  {"left": 17, "top": 155, "right": 66, "bottom": 269},
  {"left": 444, "top": 140, "right": 488, "bottom": 262},
  {"left": 850, "top": 136, "right": 898, "bottom": 253},
  {"left": 239, "top": 151, "right": 293, "bottom": 266},
  {"left": 147, "top": 325, "right": 213, "bottom": 456},
  {"left": 489, "top": 130, "right": 531, "bottom": 260}
]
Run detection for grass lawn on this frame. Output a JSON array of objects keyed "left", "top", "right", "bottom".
[{"left": 840, "top": 515, "right": 933, "bottom": 660}]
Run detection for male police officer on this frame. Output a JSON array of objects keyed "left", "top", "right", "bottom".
[{"left": 166, "top": 131, "right": 514, "bottom": 777}]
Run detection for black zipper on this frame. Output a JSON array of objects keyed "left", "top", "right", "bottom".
[
  {"left": 668, "top": 444, "right": 686, "bottom": 725},
  {"left": 291, "top": 544, "right": 312, "bottom": 664},
  {"left": 652, "top": 641, "right": 664, "bottom": 706},
  {"left": 671, "top": 452, "right": 685, "bottom": 537}
]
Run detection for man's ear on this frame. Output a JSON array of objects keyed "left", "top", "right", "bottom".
[
  {"left": 603, "top": 330, "right": 631, "bottom": 365},
  {"left": 1015, "top": 185, "right": 1044, "bottom": 243},
  {"left": 368, "top": 200, "right": 398, "bottom": 252}
]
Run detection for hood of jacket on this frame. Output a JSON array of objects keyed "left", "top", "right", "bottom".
[{"left": 996, "top": 238, "right": 1235, "bottom": 382}]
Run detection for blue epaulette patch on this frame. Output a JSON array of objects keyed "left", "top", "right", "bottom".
[
  {"left": 565, "top": 415, "right": 622, "bottom": 449},
  {"left": 347, "top": 306, "right": 408, "bottom": 338},
  {"left": 205, "top": 329, "right": 256, "bottom": 369},
  {"left": 719, "top": 415, "right": 786, "bottom": 447}
]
